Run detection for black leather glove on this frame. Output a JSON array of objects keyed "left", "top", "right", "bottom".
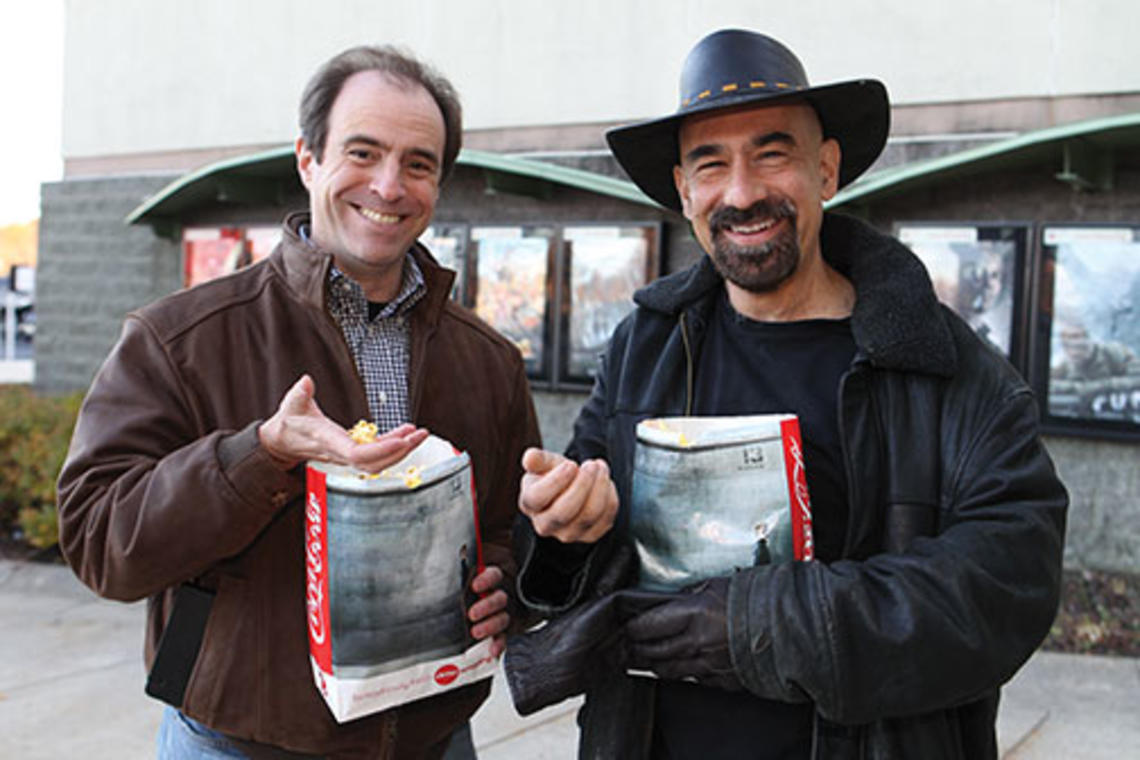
[
  {"left": 624, "top": 576, "right": 742, "bottom": 692},
  {"left": 504, "top": 587, "right": 674, "bottom": 715}
]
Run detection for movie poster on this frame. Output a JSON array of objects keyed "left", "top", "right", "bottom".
[
  {"left": 899, "top": 225, "right": 1020, "bottom": 357},
  {"left": 419, "top": 225, "right": 466, "bottom": 302},
  {"left": 471, "top": 228, "right": 550, "bottom": 373},
  {"left": 1042, "top": 227, "right": 1140, "bottom": 426},
  {"left": 182, "top": 227, "right": 245, "bottom": 288},
  {"left": 564, "top": 226, "right": 652, "bottom": 379},
  {"left": 182, "top": 226, "right": 280, "bottom": 288},
  {"left": 245, "top": 226, "right": 281, "bottom": 265}
]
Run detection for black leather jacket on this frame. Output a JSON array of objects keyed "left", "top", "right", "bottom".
[{"left": 513, "top": 214, "right": 1068, "bottom": 759}]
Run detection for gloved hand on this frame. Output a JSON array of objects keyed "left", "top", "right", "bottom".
[
  {"left": 624, "top": 576, "right": 742, "bottom": 692},
  {"left": 504, "top": 586, "right": 675, "bottom": 715}
]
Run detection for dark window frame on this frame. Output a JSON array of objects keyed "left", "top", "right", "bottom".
[
  {"left": 895, "top": 221, "right": 1033, "bottom": 374},
  {"left": 1030, "top": 223, "right": 1140, "bottom": 441},
  {"left": 433, "top": 220, "right": 662, "bottom": 389}
]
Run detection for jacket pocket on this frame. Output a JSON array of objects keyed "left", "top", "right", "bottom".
[{"left": 181, "top": 573, "right": 256, "bottom": 725}]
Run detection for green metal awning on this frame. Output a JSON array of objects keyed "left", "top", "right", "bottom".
[
  {"left": 829, "top": 110, "right": 1140, "bottom": 210},
  {"left": 126, "top": 146, "right": 656, "bottom": 237},
  {"left": 127, "top": 110, "right": 1140, "bottom": 236}
]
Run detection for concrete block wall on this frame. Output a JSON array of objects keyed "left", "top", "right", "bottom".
[
  {"left": 531, "top": 389, "right": 590, "bottom": 454},
  {"left": 1046, "top": 436, "right": 1140, "bottom": 574},
  {"left": 35, "top": 176, "right": 182, "bottom": 393}
]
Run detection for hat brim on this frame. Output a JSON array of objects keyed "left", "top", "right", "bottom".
[{"left": 606, "top": 79, "right": 890, "bottom": 212}]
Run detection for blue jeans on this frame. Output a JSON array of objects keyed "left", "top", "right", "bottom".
[
  {"left": 442, "top": 720, "right": 476, "bottom": 760},
  {"left": 156, "top": 707, "right": 248, "bottom": 758},
  {"left": 156, "top": 706, "right": 478, "bottom": 759}
]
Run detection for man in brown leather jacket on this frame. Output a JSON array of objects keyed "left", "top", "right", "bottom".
[{"left": 57, "top": 45, "right": 539, "bottom": 759}]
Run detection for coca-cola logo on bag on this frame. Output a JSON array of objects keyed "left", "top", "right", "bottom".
[
  {"left": 785, "top": 435, "right": 814, "bottom": 559},
  {"left": 306, "top": 491, "right": 327, "bottom": 646},
  {"left": 434, "top": 664, "right": 460, "bottom": 686}
]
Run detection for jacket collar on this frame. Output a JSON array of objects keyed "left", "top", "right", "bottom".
[
  {"left": 634, "top": 212, "right": 957, "bottom": 377},
  {"left": 275, "top": 211, "right": 455, "bottom": 329}
]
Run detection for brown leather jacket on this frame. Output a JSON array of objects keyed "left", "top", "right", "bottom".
[{"left": 57, "top": 212, "right": 541, "bottom": 758}]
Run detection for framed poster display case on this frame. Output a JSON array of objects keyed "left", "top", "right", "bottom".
[
  {"left": 559, "top": 223, "right": 661, "bottom": 384},
  {"left": 469, "top": 225, "right": 555, "bottom": 378},
  {"left": 1031, "top": 224, "right": 1140, "bottom": 439},
  {"left": 897, "top": 223, "right": 1030, "bottom": 369}
]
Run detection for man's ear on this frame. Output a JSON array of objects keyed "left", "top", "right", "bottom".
[
  {"left": 819, "top": 138, "right": 841, "bottom": 201},
  {"left": 295, "top": 137, "right": 315, "bottom": 190},
  {"left": 673, "top": 164, "right": 694, "bottom": 219}
]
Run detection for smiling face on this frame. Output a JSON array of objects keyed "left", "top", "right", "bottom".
[
  {"left": 673, "top": 101, "right": 840, "bottom": 296},
  {"left": 296, "top": 70, "right": 445, "bottom": 300}
]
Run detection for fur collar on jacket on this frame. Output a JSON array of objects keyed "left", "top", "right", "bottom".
[{"left": 634, "top": 213, "right": 957, "bottom": 377}]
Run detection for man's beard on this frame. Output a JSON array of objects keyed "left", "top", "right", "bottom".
[{"left": 707, "top": 198, "right": 800, "bottom": 293}]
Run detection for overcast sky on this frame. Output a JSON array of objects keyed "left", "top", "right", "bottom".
[{"left": 0, "top": 0, "right": 64, "bottom": 227}]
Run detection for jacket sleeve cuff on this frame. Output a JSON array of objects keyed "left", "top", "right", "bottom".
[
  {"left": 517, "top": 534, "right": 599, "bottom": 615},
  {"left": 728, "top": 567, "right": 786, "bottom": 700},
  {"left": 216, "top": 421, "right": 303, "bottom": 516}
]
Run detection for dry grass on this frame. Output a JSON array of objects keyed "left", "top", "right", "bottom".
[{"left": 1042, "top": 569, "right": 1140, "bottom": 657}]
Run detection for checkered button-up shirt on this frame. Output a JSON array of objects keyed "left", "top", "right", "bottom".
[{"left": 326, "top": 257, "right": 426, "bottom": 432}]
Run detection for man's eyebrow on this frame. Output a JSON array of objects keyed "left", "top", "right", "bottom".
[
  {"left": 682, "top": 131, "right": 797, "bottom": 164},
  {"left": 341, "top": 134, "right": 385, "bottom": 150},
  {"left": 407, "top": 146, "right": 441, "bottom": 166},
  {"left": 751, "top": 131, "right": 795, "bottom": 149},
  {"left": 683, "top": 143, "right": 723, "bottom": 164}
]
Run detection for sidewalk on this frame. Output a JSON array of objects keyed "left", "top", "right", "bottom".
[{"left": 1, "top": 558, "right": 1136, "bottom": 759}]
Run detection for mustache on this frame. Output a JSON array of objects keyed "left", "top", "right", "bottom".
[{"left": 709, "top": 198, "right": 797, "bottom": 233}]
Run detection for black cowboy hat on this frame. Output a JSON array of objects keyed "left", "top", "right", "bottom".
[{"left": 606, "top": 29, "right": 890, "bottom": 212}]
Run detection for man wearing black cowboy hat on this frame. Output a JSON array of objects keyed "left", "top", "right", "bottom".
[{"left": 509, "top": 29, "right": 1067, "bottom": 759}]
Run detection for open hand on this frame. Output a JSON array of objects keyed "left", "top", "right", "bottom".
[{"left": 258, "top": 375, "right": 428, "bottom": 472}]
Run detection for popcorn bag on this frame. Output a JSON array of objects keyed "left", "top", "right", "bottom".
[
  {"left": 305, "top": 434, "right": 496, "bottom": 723},
  {"left": 631, "top": 415, "right": 814, "bottom": 591}
]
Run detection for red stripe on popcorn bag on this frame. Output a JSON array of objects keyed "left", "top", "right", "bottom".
[
  {"left": 779, "top": 417, "right": 815, "bottom": 561},
  {"left": 305, "top": 466, "right": 333, "bottom": 674},
  {"left": 467, "top": 464, "right": 485, "bottom": 576}
]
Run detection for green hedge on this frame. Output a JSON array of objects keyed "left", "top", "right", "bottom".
[{"left": 0, "top": 385, "right": 83, "bottom": 549}]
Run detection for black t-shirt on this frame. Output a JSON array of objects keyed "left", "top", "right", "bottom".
[{"left": 652, "top": 289, "right": 855, "bottom": 760}]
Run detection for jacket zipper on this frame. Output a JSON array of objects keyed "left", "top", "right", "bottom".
[
  {"left": 679, "top": 311, "right": 694, "bottom": 416},
  {"left": 836, "top": 363, "right": 859, "bottom": 545}
]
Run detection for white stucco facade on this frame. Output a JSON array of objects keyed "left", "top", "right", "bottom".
[{"left": 63, "top": 0, "right": 1140, "bottom": 161}]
